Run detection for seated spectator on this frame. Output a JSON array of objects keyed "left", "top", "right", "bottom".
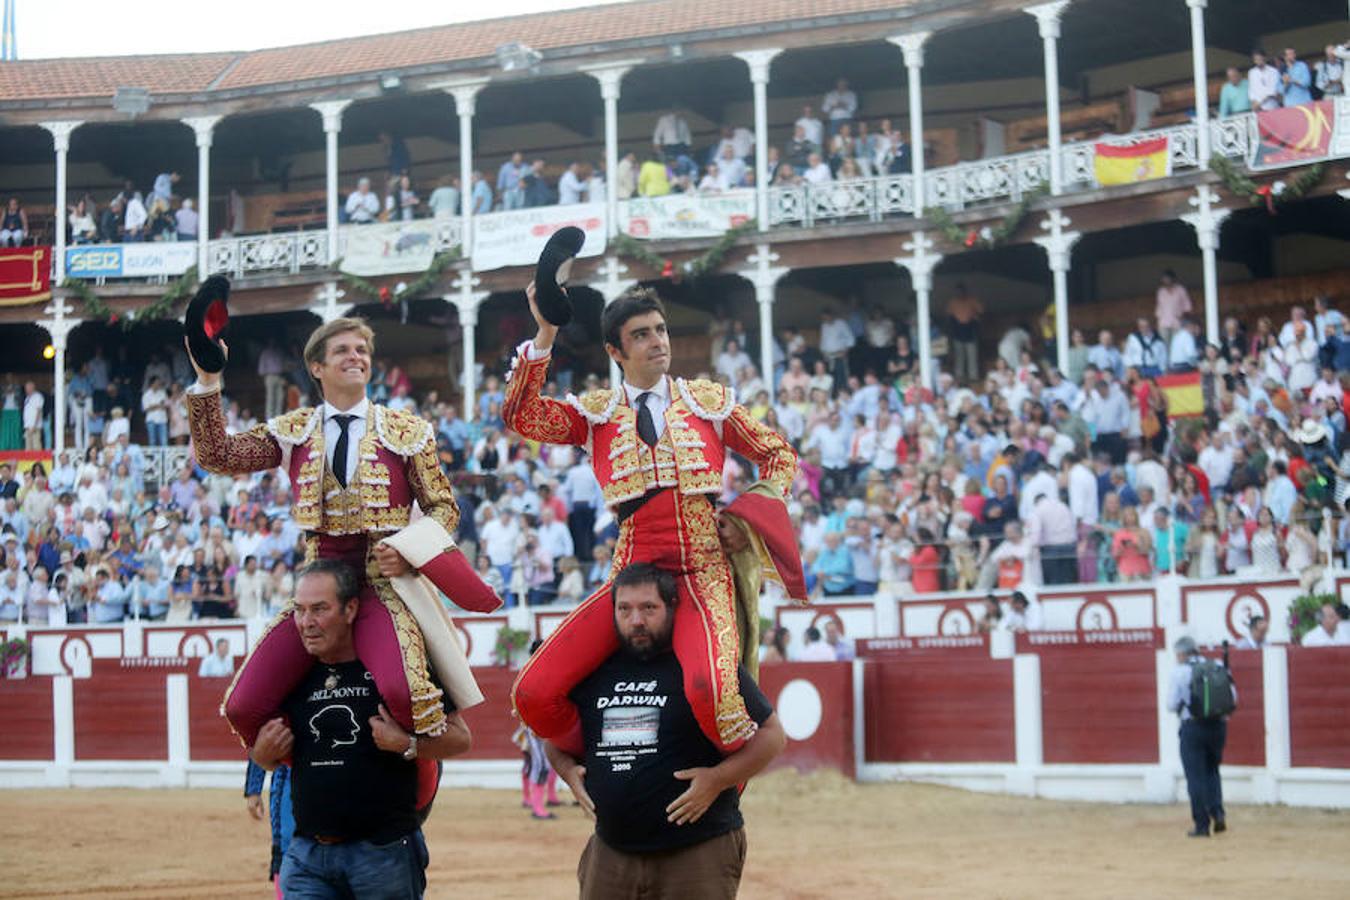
[
  {"left": 759, "top": 626, "right": 791, "bottom": 664},
  {"left": 799, "top": 625, "right": 836, "bottom": 661},
  {"left": 0, "top": 198, "right": 27, "bottom": 247},
  {"left": 68, "top": 199, "right": 98, "bottom": 244},
  {"left": 822, "top": 78, "right": 858, "bottom": 136},
  {"left": 99, "top": 197, "right": 125, "bottom": 242},
  {"left": 1315, "top": 44, "right": 1346, "bottom": 98},
  {"left": 198, "top": 638, "right": 235, "bottom": 677},
  {"left": 343, "top": 177, "right": 380, "bottom": 224},
  {"left": 1301, "top": 602, "right": 1350, "bottom": 647},
  {"left": 1003, "top": 590, "right": 1042, "bottom": 632},
  {"left": 815, "top": 530, "right": 854, "bottom": 596},
  {"left": 803, "top": 153, "right": 832, "bottom": 185}
]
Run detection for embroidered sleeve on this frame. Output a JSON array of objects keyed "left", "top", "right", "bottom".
[
  {"left": 407, "top": 436, "right": 461, "bottom": 536},
  {"left": 501, "top": 342, "right": 589, "bottom": 446},
  {"left": 723, "top": 404, "right": 798, "bottom": 498},
  {"left": 186, "top": 389, "right": 282, "bottom": 474}
]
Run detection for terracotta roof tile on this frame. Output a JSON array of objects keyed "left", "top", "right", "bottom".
[
  {"left": 0, "top": 0, "right": 911, "bottom": 102},
  {"left": 0, "top": 53, "right": 239, "bottom": 100}
]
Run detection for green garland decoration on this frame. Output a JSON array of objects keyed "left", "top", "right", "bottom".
[
  {"left": 611, "top": 220, "right": 759, "bottom": 281},
  {"left": 334, "top": 248, "right": 461, "bottom": 305},
  {"left": 922, "top": 185, "right": 1048, "bottom": 252},
  {"left": 1209, "top": 156, "right": 1325, "bottom": 213},
  {"left": 61, "top": 265, "right": 199, "bottom": 330}
]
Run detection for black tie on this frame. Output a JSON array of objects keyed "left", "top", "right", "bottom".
[
  {"left": 331, "top": 414, "right": 356, "bottom": 488},
  {"left": 636, "top": 392, "right": 658, "bottom": 447}
]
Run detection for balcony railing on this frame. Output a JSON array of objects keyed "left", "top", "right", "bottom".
[{"left": 64, "top": 110, "right": 1329, "bottom": 286}]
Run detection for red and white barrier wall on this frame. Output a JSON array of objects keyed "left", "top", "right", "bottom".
[{"left": 1, "top": 572, "right": 1347, "bottom": 804}]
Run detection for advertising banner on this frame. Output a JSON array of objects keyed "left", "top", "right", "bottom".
[
  {"left": 471, "top": 203, "right": 606, "bottom": 272},
  {"left": 339, "top": 220, "right": 445, "bottom": 277},
  {"left": 1251, "top": 99, "right": 1336, "bottom": 170},
  {"left": 65, "top": 242, "right": 195, "bottom": 279},
  {"left": 619, "top": 191, "right": 754, "bottom": 239}
]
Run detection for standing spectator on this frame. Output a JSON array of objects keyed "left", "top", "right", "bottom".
[
  {"left": 0, "top": 198, "right": 27, "bottom": 246},
  {"left": 379, "top": 131, "right": 410, "bottom": 177},
  {"left": 234, "top": 555, "right": 267, "bottom": 620},
  {"left": 946, "top": 284, "right": 983, "bottom": 385},
  {"left": 615, "top": 150, "right": 638, "bottom": 200},
  {"left": 470, "top": 171, "right": 493, "bottom": 214},
  {"left": 652, "top": 108, "right": 693, "bottom": 162},
  {"left": 822, "top": 78, "right": 858, "bottom": 136},
  {"left": 1152, "top": 507, "right": 1188, "bottom": 575},
  {"left": 427, "top": 176, "right": 461, "bottom": 218},
  {"left": 1168, "top": 318, "right": 1200, "bottom": 372},
  {"left": 557, "top": 162, "right": 586, "bottom": 204},
  {"left": 22, "top": 382, "right": 43, "bottom": 451},
  {"left": 68, "top": 198, "right": 98, "bottom": 243},
  {"left": 637, "top": 152, "right": 671, "bottom": 198},
  {"left": 1112, "top": 506, "right": 1153, "bottom": 581},
  {"left": 497, "top": 151, "right": 528, "bottom": 211},
  {"left": 819, "top": 308, "right": 855, "bottom": 387},
  {"left": 175, "top": 198, "right": 199, "bottom": 242},
  {"left": 1123, "top": 317, "right": 1168, "bottom": 378},
  {"left": 1218, "top": 67, "right": 1251, "bottom": 116},
  {"left": 198, "top": 638, "right": 236, "bottom": 677},
  {"left": 1315, "top": 44, "right": 1345, "bottom": 97},
  {"left": 909, "top": 528, "right": 941, "bottom": 593},
  {"left": 1154, "top": 271, "right": 1192, "bottom": 345},
  {"left": 1167, "top": 636, "right": 1234, "bottom": 837},
  {"left": 795, "top": 105, "right": 824, "bottom": 148},
  {"left": 1088, "top": 330, "right": 1125, "bottom": 380},
  {"left": 1028, "top": 490, "right": 1077, "bottom": 585},
  {"left": 1279, "top": 47, "right": 1313, "bottom": 106},
  {"left": 141, "top": 376, "right": 169, "bottom": 447},
  {"left": 388, "top": 175, "right": 419, "bottom": 221},
  {"left": 123, "top": 191, "right": 148, "bottom": 241},
  {"left": 344, "top": 178, "right": 380, "bottom": 224},
  {"left": 99, "top": 197, "right": 124, "bottom": 242},
  {"left": 1248, "top": 50, "right": 1281, "bottom": 111},
  {"left": 151, "top": 171, "right": 180, "bottom": 206},
  {"left": 523, "top": 159, "right": 556, "bottom": 207},
  {"left": 257, "top": 339, "right": 288, "bottom": 421}
]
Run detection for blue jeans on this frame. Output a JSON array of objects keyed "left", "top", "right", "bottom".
[
  {"left": 280, "top": 831, "right": 428, "bottom": 899},
  {"left": 146, "top": 421, "right": 168, "bottom": 446}
]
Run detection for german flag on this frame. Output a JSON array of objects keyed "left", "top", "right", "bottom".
[
  {"left": 1094, "top": 137, "right": 1170, "bottom": 186},
  {"left": 1156, "top": 371, "right": 1203, "bottom": 418}
]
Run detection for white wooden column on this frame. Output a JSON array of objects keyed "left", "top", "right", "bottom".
[
  {"left": 451, "top": 274, "right": 489, "bottom": 422},
  {"left": 39, "top": 120, "right": 82, "bottom": 284},
  {"left": 887, "top": 32, "right": 931, "bottom": 212},
  {"left": 583, "top": 62, "right": 639, "bottom": 237},
  {"left": 309, "top": 282, "right": 354, "bottom": 324},
  {"left": 895, "top": 233, "right": 942, "bottom": 388},
  {"left": 742, "top": 244, "right": 788, "bottom": 387},
  {"left": 36, "top": 297, "right": 81, "bottom": 456},
  {"left": 1026, "top": 1, "right": 1070, "bottom": 195},
  {"left": 1181, "top": 186, "right": 1231, "bottom": 345},
  {"left": 438, "top": 81, "right": 488, "bottom": 260},
  {"left": 309, "top": 100, "right": 352, "bottom": 266},
  {"left": 1034, "top": 209, "right": 1081, "bottom": 373},
  {"left": 1185, "top": 0, "right": 1212, "bottom": 165},
  {"left": 734, "top": 49, "right": 783, "bottom": 232},
  {"left": 183, "top": 116, "right": 222, "bottom": 274}
]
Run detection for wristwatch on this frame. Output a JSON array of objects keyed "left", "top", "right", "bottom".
[{"left": 402, "top": 735, "right": 418, "bottom": 761}]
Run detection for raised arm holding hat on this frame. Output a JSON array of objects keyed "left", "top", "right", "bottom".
[
  {"left": 181, "top": 277, "right": 499, "bottom": 812},
  {"left": 505, "top": 236, "right": 805, "bottom": 757}
]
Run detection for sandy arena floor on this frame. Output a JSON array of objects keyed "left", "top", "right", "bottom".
[{"left": 1, "top": 771, "right": 1346, "bottom": 899}]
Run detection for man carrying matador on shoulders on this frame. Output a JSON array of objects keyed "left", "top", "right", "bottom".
[
  {"left": 506, "top": 274, "right": 808, "bottom": 757},
  {"left": 181, "top": 277, "right": 501, "bottom": 808}
]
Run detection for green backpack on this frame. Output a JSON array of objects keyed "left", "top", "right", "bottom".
[{"left": 1188, "top": 658, "right": 1236, "bottom": 720}]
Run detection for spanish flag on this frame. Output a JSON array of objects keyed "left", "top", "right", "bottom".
[
  {"left": 1093, "top": 137, "right": 1170, "bottom": 186},
  {"left": 1156, "top": 371, "right": 1203, "bottom": 418}
]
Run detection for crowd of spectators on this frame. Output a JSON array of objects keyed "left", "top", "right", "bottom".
[{"left": 1220, "top": 45, "right": 1349, "bottom": 117}]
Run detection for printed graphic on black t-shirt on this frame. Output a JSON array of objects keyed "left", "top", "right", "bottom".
[
  {"left": 571, "top": 653, "right": 773, "bottom": 854},
  {"left": 283, "top": 659, "right": 419, "bottom": 844}
]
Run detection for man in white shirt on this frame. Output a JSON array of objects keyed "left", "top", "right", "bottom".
[
  {"left": 1028, "top": 491, "right": 1077, "bottom": 585},
  {"left": 22, "top": 381, "right": 43, "bottom": 450},
  {"left": 1168, "top": 318, "right": 1200, "bottom": 371},
  {"left": 1067, "top": 453, "right": 1098, "bottom": 527},
  {"left": 798, "top": 626, "right": 837, "bottom": 662},
  {"left": 124, "top": 193, "right": 148, "bottom": 240},
  {"left": 795, "top": 105, "right": 824, "bottom": 148},
  {"left": 1002, "top": 589, "right": 1043, "bottom": 631},
  {"left": 480, "top": 507, "right": 523, "bottom": 600},
  {"left": 233, "top": 555, "right": 268, "bottom": 620},
  {"left": 651, "top": 109, "right": 692, "bottom": 158},
  {"left": 1197, "top": 432, "right": 1234, "bottom": 494},
  {"left": 715, "top": 144, "right": 747, "bottom": 189},
  {"left": 822, "top": 78, "right": 858, "bottom": 135},
  {"left": 1019, "top": 465, "right": 1059, "bottom": 522},
  {"left": 1301, "top": 603, "right": 1350, "bottom": 647},
  {"left": 344, "top": 177, "right": 380, "bottom": 224},
  {"left": 802, "top": 153, "right": 832, "bottom": 185},
  {"left": 803, "top": 410, "right": 851, "bottom": 496},
  {"left": 198, "top": 638, "right": 236, "bottom": 677},
  {"left": 557, "top": 162, "right": 587, "bottom": 204},
  {"left": 715, "top": 340, "right": 752, "bottom": 384},
  {"left": 819, "top": 309, "right": 855, "bottom": 383},
  {"left": 1123, "top": 318, "right": 1167, "bottom": 377},
  {"left": 141, "top": 376, "right": 169, "bottom": 447},
  {"left": 1247, "top": 50, "right": 1281, "bottom": 110},
  {"left": 536, "top": 506, "right": 574, "bottom": 564}
]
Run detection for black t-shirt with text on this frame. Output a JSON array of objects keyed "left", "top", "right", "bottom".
[
  {"left": 282, "top": 659, "right": 439, "bottom": 844},
  {"left": 571, "top": 652, "right": 774, "bottom": 853}
]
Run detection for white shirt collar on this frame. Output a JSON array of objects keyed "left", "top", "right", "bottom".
[
  {"left": 623, "top": 377, "right": 670, "bottom": 406},
  {"left": 322, "top": 396, "right": 369, "bottom": 421}
]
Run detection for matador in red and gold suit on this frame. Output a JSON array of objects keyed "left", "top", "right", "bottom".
[
  {"left": 187, "top": 359, "right": 498, "bottom": 805},
  {"left": 504, "top": 321, "right": 805, "bottom": 756}
]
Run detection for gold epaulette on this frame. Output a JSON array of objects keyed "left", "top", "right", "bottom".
[
  {"left": 265, "top": 407, "right": 319, "bottom": 446},
  {"left": 373, "top": 405, "right": 434, "bottom": 456},
  {"left": 676, "top": 378, "right": 737, "bottom": 422}
]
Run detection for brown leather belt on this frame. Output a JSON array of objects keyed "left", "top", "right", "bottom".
[{"left": 312, "top": 834, "right": 347, "bottom": 845}]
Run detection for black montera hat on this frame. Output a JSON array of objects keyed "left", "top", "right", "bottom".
[
  {"left": 184, "top": 275, "right": 231, "bottom": 374},
  {"left": 533, "top": 227, "right": 585, "bottom": 327}
]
